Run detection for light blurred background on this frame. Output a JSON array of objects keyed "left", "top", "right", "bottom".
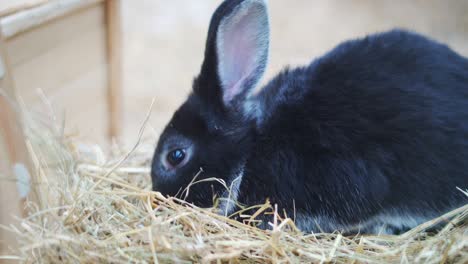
[{"left": 120, "top": 0, "right": 468, "bottom": 147}]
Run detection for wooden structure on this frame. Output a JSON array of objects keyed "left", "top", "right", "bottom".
[{"left": 0, "top": 0, "right": 122, "bottom": 258}]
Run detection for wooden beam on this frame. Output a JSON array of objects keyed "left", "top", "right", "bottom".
[
  {"left": 0, "top": 28, "right": 34, "bottom": 258},
  {"left": 105, "top": 0, "right": 122, "bottom": 141},
  {"left": 0, "top": 0, "right": 104, "bottom": 39},
  {"left": 0, "top": 0, "right": 48, "bottom": 18}
]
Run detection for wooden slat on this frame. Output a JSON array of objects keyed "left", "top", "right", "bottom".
[
  {"left": 0, "top": 0, "right": 48, "bottom": 18},
  {"left": 0, "top": 128, "right": 21, "bottom": 261},
  {"left": 105, "top": 0, "right": 122, "bottom": 140},
  {"left": 5, "top": 1, "right": 121, "bottom": 144},
  {"left": 6, "top": 3, "right": 109, "bottom": 143},
  {"left": 0, "top": 29, "right": 33, "bottom": 259},
  {"left": 6, "top": 4, "right": 105, "bottom": 67},
  {"left": 0, "top": 0, "right": 103, "bottom": 39},
  {"left": 9, "top": 8, "right": 107, "bottom": 102}
]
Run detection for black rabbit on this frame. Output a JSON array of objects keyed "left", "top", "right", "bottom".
[{"left": 151, "top": 0, "right": 468, "bottom": 234}]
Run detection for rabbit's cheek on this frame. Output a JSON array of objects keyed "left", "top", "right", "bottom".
[{"left": 217, "top": 165, "right": 245, "bottom": 216}]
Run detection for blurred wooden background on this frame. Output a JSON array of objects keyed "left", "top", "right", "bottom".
[{"left": 0, "top": 0, "right": 121, "bottom": 258}]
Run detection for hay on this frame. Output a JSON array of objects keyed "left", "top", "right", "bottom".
[{"left": 2, "top": 107, "right": 468, "bottom": 264}]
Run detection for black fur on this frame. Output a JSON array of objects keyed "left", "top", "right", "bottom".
[{"left": 152, "top": 0, "right": 468, "bottom": 234}]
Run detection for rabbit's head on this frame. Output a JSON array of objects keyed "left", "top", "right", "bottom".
[{"left": 151, "top": 0, "right": 269, "bottom": 209}]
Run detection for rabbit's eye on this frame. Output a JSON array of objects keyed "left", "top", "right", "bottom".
[{"left": 167, "top": 149, "right": 186, "bottom": 167}]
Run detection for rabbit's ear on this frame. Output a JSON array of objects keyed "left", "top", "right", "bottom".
[{"left": 198, "top": 0, "right": 270, "bottom": 108}]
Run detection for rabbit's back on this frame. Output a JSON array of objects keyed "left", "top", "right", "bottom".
[
  {"left": 256, "top": 30, "right": 468, "bottom": 127},
  {"left": 246, "top": 30, "right": 468, "bottom": 230}
]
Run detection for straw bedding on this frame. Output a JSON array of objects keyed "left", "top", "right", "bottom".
[{"left": 2, "top": 110, "right": 467, "bottom": 263}]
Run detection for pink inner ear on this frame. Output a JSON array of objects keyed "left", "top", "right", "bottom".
[{"left": 217, "top": 2, "right": 267, "bottom": 104}]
